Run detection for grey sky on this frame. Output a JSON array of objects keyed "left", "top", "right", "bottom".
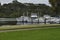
[{"left": 0, "top": 0, "right": 51, "bottom": 6}]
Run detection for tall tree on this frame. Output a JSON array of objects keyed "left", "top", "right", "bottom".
[{"left": 49, "top": 0, "right": 60, "bottom": 16}]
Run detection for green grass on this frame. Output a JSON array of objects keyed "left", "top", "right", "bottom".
[{"left": 0, "top": 28, "right": 60, "bottom": 40}]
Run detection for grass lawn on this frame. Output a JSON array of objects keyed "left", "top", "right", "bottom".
[{"left": 0, "top": 28, "right": 60, "bottom": 40}]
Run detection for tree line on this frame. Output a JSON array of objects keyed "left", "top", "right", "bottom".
[
  {"left": 49, "top": 0, "right": 60, "bottom": 17},
  {"left": 0, "top": 0, "right": 60, "bottom": 18}
]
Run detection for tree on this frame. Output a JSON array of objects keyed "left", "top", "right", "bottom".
[
  {"left": 0, "top": 0, "right": 52, "bottom": 18},
  {"left": 49, "top": 0, "right": 60, "bottom": 16}
]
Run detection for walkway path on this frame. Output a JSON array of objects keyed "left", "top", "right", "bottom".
[{"left": 0, "top": 27, "right": 59, "bottom": 33}]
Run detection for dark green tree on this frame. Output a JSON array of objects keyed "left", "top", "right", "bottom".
[{"left": 49, "top": 0, "right": 60, "bottom": 16}]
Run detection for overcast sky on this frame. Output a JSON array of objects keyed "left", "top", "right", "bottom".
[{"left": 0, "top": 0, "right": 51, "bottom": 6}]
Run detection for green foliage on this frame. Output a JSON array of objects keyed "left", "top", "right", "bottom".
[
  {"left": 0, "top": 0, "right": 52, "bottom": 18},
  {"left": 49, "top": 0, "right": 60, "bottom": 16},
  {"left": 49, "top": 0, "right": 57, "bottom": 7}
]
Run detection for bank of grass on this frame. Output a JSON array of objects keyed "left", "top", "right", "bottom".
[
  {"left": 0, "top": 24, "right": 60, "bottom": 30},
  {"left": 0, "top": 28, "right": 60, "bottom": 40}
]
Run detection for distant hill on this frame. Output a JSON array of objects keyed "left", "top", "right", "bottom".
[{"left": 0, "top": 0, "right": 52, "bottom": 18}]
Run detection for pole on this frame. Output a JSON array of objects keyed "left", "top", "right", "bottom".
[
  {"left": 22, "top": 12, "right": 25, "bottom": 25},
  {"left": 37, "top": 8, "right": 40, "bottom": 24}
]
